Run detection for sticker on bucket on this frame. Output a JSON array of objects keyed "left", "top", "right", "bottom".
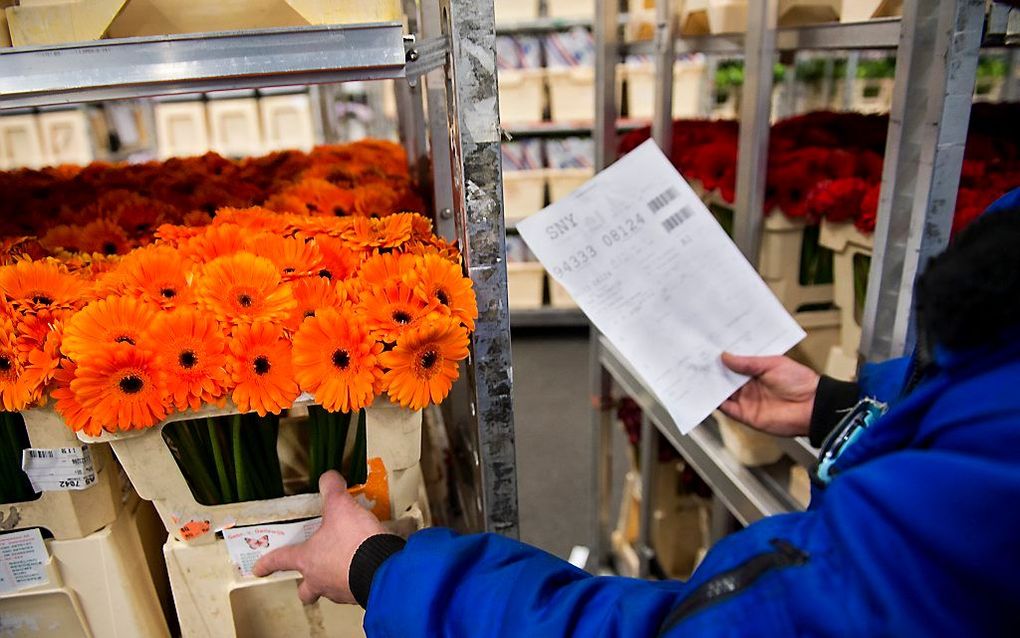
[
  {"left": 0, "top": 528, "right": 49, "bottom": 593},
  {"left": 21, "top": 446, "right": 97, "bottom": 492},
  {"left": 224, "top": 518, "right": 322, "bottom": 577}
]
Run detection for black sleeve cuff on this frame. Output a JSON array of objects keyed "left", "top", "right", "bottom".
[
  {"left": 809, "top": 376, "right": 861, "bottom": 448},
  {"left": 349, "top": 533, "right": 406, "bottom": 609}
]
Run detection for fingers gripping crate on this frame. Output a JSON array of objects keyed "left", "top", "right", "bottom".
[
  {"left": 163, "top": 470, "right": 429, "bottom": 638},
  {"left": 78, "top": 397, "right": 422, "bottom": 545},
  {"left": 758, "top": 213, "right": 834, "bottom": 314},
  {"left": 0, "top": 497, "right": 171, "bottom": 638},
  {"left": 0, "top": 408, "right": 123, "bottom": 540}
]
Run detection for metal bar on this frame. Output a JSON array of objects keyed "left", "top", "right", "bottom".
[
  {"left": 509, "top": 308, "right": 589, "bottom": 328},
  {"left": 599, "top": 337, "right": 791, "bottom": 525},
  {"left": 665, "top": 18, "right": 902, "bottom": 57},
  {"left": 700, "top": 56, "right": 719, "bottom": 118},
  {"left": 419, "top": 0, "right": 457, "bottom": 240},
  {"left": 1005, "top": 49, "right": 1020, "bottom": 102},
  {"left": 860, "top": 0, "right": 984, "bottom": 361},
  {"left": 594, "top": 0, "right": 620, "bottom": 171},
  {"left": 637, "top": 412, "right": 657, "bottom": 578},
  {"left": 775, "top": 436, "right": 818, "bottom": 469},
  {"left": 394, "top": 2, "right": 430, "bottom": 207},
  {"left": 651, "top": 0, "right": 677, "bottom": 154},
  {"left": 732, "top": 0, "right": 779, "bottom": 264},
  {"left": 842, "top": 51, "right": 859, "bottom": 111},
  {"left": 589, "top": 337, "right": 614, "bottom": 570},
  {"left": 0, "top": 23, "right": 407, "bottom": 110},
  {"left": 441, "top": 0, "right": 519, "bottom": 537},
  {"left": 496, "top": 17, "right": 594, "bottom": 35}
]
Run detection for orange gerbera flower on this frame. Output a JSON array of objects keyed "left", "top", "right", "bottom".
[
  {"left": 22, "top": 323, "right": 63, "bottom": 402},
  {"left": 292, "top": 307, "right": 383, "bottom": 412},
  {"left": 340, "top": 215, "right": 413, "bottom": 250},
  {"left": 351, "top": 182, "right": 400, "bottom": 216},
  {"left": 406, "top": 254, "right": 478, "bottom": 330},
  {"left": 213, "top": 206, "right": 291, "bottom": 234},
  {"left": 357, "top": 251, "right": 417, "bottom": 288},
  {"left": 154, "top": 222, "right": 205, "bottom": 247},
  {"left": 0, "top": 259, "right": 82, "bottom": 314},
  {"left": 181, "top": 223, "right": 246, "bottom": 263},
  {"left": 406, "top": 236, "right": 462, "bottom": 263},
  {"left": 142, "top": 309, "right": 229, "bottom": 412},
  {"left": 79, "top": 218, "right": 132, "bottom": 256},
  {"left": 278, "top": 178, "right": 355, "bottom": 216},
  {"left": 61, "top": 295, "right": 156, "bottom": 361},
  {"left": 52, "top": 362, "right": 100, "bottom": 436},
  {"left": 227, "top": 322, "right": 300, "bottom": 416},
  {"left": 194, "top": 252, "right": 296, "bottom": 328},
  {"left": 245, "top": 234, "right": 323, "bottom": 281},
  {"left": 289, "top": 215, "right": 353, "bottom": 240},
  {"left": 407, "top": 213, "right": 435, "bottom": 240},
  {"left": 116, "top": 245, "right": 195, "bottom": 309},
  {"left": 357, "top": 282, "right": 435, "bottom": 343},
  {"left": 69, "top": 343, "right": 167, "bottom": 432},
  {"left": 0, "top": 320, "right": 30, "bottom": 411},
  {"left": 314, "top": 235, "right": 363, "bottom": 281},
  {"left": 380, "top": 316, "right": 470, "bottom": 410},
  {"left": 40, "top": 225, "right": 84, "bottom": 254},
  {"left": 287, "top": 276, "right": 341, "bottom": 330}
]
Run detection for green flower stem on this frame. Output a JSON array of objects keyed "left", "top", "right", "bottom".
[
  {"left": 206, "top": 417, "right": 235, "bottom": 503},
  {"left": 347, "top": 409, "right": 368, "bottom": 486},
  {"left": 231, "top": 415, "right": 254, "bottom": 502},
  {"left": 325, "top": 409, "right": 338, "bottom": 474},
  {"left": 259, "top": 415, "right": 283, "bottom": 499},
  {"left": 170, "top": 420, "right": 221, "bottom": 505},
  {"left": 308, "top": 406, "right": 325, "bottom": 487},
  {"left": 332, "top": 411, "right": 352, "bottom": 478}
]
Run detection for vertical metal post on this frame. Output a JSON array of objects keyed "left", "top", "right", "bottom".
[
  {"left": 420, "top": 0, "right": 456, "bottom": 239},
  {"left": 700, "top": 56, "right": 719, "bottom": 118},
  {"left": 860, "top": 0, "right": 984, "bottom": 361},
  {"left": 439, "top": 0, "right": 519, "bottom": 537},
  {"left": 820, "top": 56, "right": 835, "bottom": 112},
  {"left": 1005, "top": 49, "right": 1020, "bottom": 102},
  {"left": 732, "top": 0, "right": 778, "bottom": 263},
  {"left": 594, "top": 0, "right": 620, "bottom": 170},
  {"left": 651, "top": 0, "right": 677, "bottom": 154},
  {"left": 589, "top": 335, "right": 613, "bottom": 570},
  {"left": 394, "top": 0, "right": 430, "bottom": 188},
  {"left": 842, "top": 52, "right": 859, "bottom": 112},
  {"left": 637, "top": 412, "right": 657, "bottom": 578}
]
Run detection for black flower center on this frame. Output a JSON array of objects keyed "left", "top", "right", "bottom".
[
  {"left": 115, "top": 335, "right": 135, "bottom": 345},
  {"left": 178, "top": 350, "right": 197, "bottom": 369},
  {"left": 392, "top": 310, "right": 412, "bottom": 325},
  {"left": 102, "top": 242, "right": 119, "bottom": 255},
  {"left": 420, "top": 350, "right": 438, "bottom": 370},
  {"left": 238, "top": 294, "right": 253, "bottom": 308},
  {"left": 283, "top": 267, "right": 295, "bottom": 274},
  {"left": 435, "top": 289, "right": 450, "bottom": 306},
  {"left": 332, "top": 350, "right": 351, "bottom": 370},
  {"left": 304, "top": 310, "right": 316, "bottom": 318},
  {"left": 32, "top": 294, "right": 53, "bottom": 305},
  {"left": 253, "top": 355, "right": 271, "bottom": 375},
  {"left": 119, "top": 375, "right": 144, "bottom": 394},
  {"left": 161, "top": 287, "right": 177, "bottom": 299},
  {"left": 0, "top": 355, "right": 11, "bottom": 372},
  {"left": 318, "top": 269, "right": 333, "bottom": 280}
]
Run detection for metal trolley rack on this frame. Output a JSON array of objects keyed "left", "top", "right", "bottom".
[
  {"left": 589, "top": 0, "right": 1018, "bottom": 575},
  {"left": 0, "top": 1, "right": 520, "bottom": 538}
]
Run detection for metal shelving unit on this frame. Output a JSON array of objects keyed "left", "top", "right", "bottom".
[
  {"left": 0, "top": 1, "right": 520, "bottom": 538},
  {"left": 589, "top": 0, "right": 1002, "bottom": 575}
]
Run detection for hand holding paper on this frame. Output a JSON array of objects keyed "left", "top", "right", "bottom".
[{"left": 516, "top": 140, "right": 805, "bottom": 434}]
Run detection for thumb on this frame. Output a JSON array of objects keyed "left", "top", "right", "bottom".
[
  {"left": 721, "top": 352, "right": 783, "bottom": 378},
  {"left": 319, "top": 469, "right": 356, "bottom": 517},
  {"left": 252, "top": 543, "right": 302, "bottom": 578}
]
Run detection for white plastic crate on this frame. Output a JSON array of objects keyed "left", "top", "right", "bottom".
[
  {"left": 546, "top": 167, "right": 592, "bottom": 203},
  {"left": 680, "top": 0, "right": 748, "bottom": 35},
  {"left": 789, "top": 308, "right": 841, "bottom": 373},
  {"left": 259, "top": 93, "right": 316, "bottom": 153},
  {"left": 498, "top": 69, "right": 546, "bottom": 125},
  {"left": 494, "top": 0, "right": 539, "bottom": 23},
  {"left": 36, "top": 109, "right": 93, "bottom": 166},
  {"left": 825, "top": 344, "right": 859, "bottom": 381},
  {"left": 546, "top": 0, "right": 595, "bottom": 19},
  {"left": 840, "top": 0, "right": 902, "bottom": 23},
  {"left": 715, "top": 411, "right": 784, "bottom": 467},
  {"left": 757, "top": 213, "right": 834, "bottom": 314},
  {"left": 155, "top": 100, "right": 210, "bottom": 160},
  {"left": 163, "top": 473, "right": 428, "bottom": 638},
  {"left": 789, "top": 465, "right": 811, "bottom": 508},
  {"left": 0, "top": 498, "right": 171, "bottom": 638},
  {"left": 819, "top": 218, "right": 873, "bottom": 356},
  {"left": 546, "top": 67, "right": 596, "bottom": 123},
  {"left": 207, "top": 97, "right": 263, "bottom": 158},
  {"left": 1, "top": 408, "right": 124, "bottom": 540},
  {"left": 507, "top": 262, "right": 545, "bottom": 310},
  {"left": 503, "top": 169, "right": 547, "bottom": 220},
  {"left": 0, "top": 114, "right": 46, "bottom": 170},
  {"left": 624, "top": 59, "right": 706, "bottom": 120},
  {"left": 834, "top": 77, "right": 894, "bottom": 114},
  {"left": 78, "top": 398, "right": 422, "bottom": 545}
]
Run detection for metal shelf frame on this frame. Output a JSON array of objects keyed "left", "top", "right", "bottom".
[
  {"left": 590, "top": 0, "right": 994, "bottom": 574},
  {"left": 0, "top": 1, "right": 520, "bottom": 539}
]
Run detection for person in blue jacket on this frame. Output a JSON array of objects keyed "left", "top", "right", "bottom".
[{"left": 254, "top": 189, "right": 1020, "bottom": 636}]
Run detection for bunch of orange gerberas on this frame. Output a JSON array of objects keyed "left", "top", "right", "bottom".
[{"left": 0, "top": 206, "right": 476, "bottom": 438}]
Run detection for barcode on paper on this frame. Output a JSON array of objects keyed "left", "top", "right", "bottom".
[
  {"left": 662, "top": 206, "right": 694, "bottom": 232},
  {"left": 26, "top": 450, "right": 56, "bottom": 459},
  {"left": 647, "top": 187, "right": 679, "bottom": 214}
]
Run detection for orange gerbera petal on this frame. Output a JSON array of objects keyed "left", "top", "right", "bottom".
[
  {"left": 274, "top": 178, "right": 355, "bottom": 216},
  {"left": 0, "top": 259, "right": 83, "bottom": 314},
  {"left": 380, "top": 316, "right": 470, "bottom": 410},
  {"left": 340, "top": 215, "right": 413, "bottom": 250},
  {"left": 52, "top": 362, "right": 101, "bottom": 436},
  {"left": 357, "top": 282, "right": 436, "bottom": 343},
  {"left": 141, "top": 309, "right": 229, "bottom": 412},
  {"left": 61, "top": 295, "right": 157, "bottom": 361},
  {"left": 181, "top": 223, "right": 246, "bottom": 263},
  {"left": 78, "top": 218, "right": 132, "bottom": 256},
  {"left": 292, "top": 307, "right": 383, "bottom": 412},
  {"left": 69, "top": 343, "right": 168, "bottom": 432},
  {"left": 0, "top": 319, "right": 31, "bottom": 411},
  {"left": 155, "top": 222, "right": 206, "bottom": 247},
  {"left": 213, "top": 206, "right": 291, "bottom": 234},
  {"left": 114, "top": 245, "right": 196, "bottom": 309},
  {"left": 227, "top": 322, "right": 300, "bottom": 416},
  {"left": 245, "top": 234, "right": 324, "bottom": 281},
  {"left": 406, "top": 254, "right": 478, "bottom": 330},
  {"left": 287, "top": 276, "right": 341, "bottom": 330},
  {"left": 357, "top": 251, "right": 417, "bottom": 289},
  {"left": 311, "top": 235, "right": 362, "bottom": 282},
  {"left": 351, "top": 182, "right": 400, "bottom": 216},
  {"left": 194, "top": 252, "right": 296, "bottom": 328},
  {"left": 40, "top": 225, "right": 85, "bottom": 254}
]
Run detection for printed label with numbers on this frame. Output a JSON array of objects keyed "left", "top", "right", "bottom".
[
  {"left": 21, "top": 445, "right": 97, "bottom": 493},
  {"left": 0, "top": 529, "right": 49, "bottom": 594}
]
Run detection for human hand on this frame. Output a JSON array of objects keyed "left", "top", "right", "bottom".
[
  {"left": 719, "top": 353, "right": 820, "bottom": 437},
  {"left": 252, "top": 470, "right": 387, "bottom": 605}
]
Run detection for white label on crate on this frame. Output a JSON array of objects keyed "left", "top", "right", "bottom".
[
  {"left": 517, "top": 139, "right": 805, "bottom": 434},
  {"left": 20, "top": 445, "right": 97, "bottom": 492},
  {"left": 224, "top": 518, "right": 322, "bottom": 577},
  {"left": 0, "top": 529, "right": 49, "bottom": 593}
]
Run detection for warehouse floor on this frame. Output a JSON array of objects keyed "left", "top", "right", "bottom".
[{"left": 511, "top": 327, "right": 629, "bottom": 560}]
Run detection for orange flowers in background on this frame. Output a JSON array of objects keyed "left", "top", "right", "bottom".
[{"left": 0, "top": 141, "right": 477, "bottom": 433}]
